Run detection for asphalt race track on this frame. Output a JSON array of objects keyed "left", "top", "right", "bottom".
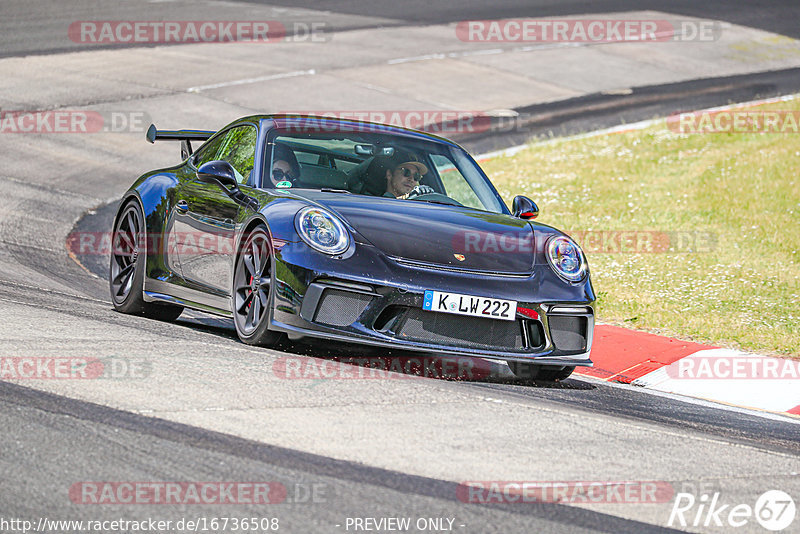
[{"left": 1, "top": 1, "right": 799, "bottom": 533}]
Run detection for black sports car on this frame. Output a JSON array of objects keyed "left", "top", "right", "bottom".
[{"left": 110, "top": 115, "right": 595, "bottom": 380}]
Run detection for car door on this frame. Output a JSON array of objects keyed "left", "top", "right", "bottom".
[{"left": 173, "top": 124, "right": 258, "bottom": 297}]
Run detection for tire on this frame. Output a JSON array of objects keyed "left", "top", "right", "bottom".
[
  {"left": 507, "top": 362, "right": 575, "bottom": 382},
  {"left": 109, "top": 200, "right": 183, "bottom": 321},
  {"left": 537, "top": 365, "right": 575, "bottom": 381},
  {"left": 232, "top": 226, "right": 282, "bottom": 347}
]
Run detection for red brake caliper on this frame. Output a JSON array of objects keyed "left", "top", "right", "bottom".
[{"left": 247, "top": 270, "right": 253, "bottom": 309}]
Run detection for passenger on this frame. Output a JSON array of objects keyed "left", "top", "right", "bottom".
[{"left": 269, "top": 143, "right": 301, "bottom": 187}]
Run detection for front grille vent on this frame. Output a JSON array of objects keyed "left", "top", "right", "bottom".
[
  {"left": 314, "top": 289, "right": 372, "bottom": 326},
  {"left": 397, "top": 308, "right": 524, "bottom": 351},
  {"left": 548, "top": 315, "right": 587, "bottom": 352}
]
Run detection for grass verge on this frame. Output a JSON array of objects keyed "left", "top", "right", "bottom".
[{"left": 481, "top": 96, "right": 800, "bottom": 358}]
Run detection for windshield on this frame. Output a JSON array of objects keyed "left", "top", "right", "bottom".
[{"left": 263, "top": 128, "right": 507, "bottom": 214}]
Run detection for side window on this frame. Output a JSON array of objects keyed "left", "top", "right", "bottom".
[
  {"left": 192, "top": 133, "right": 227, "bottom": 167},
  {"left": 217, "top": 125, "right": 258, "bottom": 184}
]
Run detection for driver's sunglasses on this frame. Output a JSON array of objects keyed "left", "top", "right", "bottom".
[
  {"left": 272, "top": 168, "right": 293, "bottom": 181},
  {"left": 397, "top": 166, "right": 422, "bottom": 182}
]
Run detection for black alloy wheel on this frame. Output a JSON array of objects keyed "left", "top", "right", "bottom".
[
  {"left": 233, "top": 227, "right": 281, "bottom": 346},
  {"left": 109, "top": 200, "right": 183, "bottom": 321}
]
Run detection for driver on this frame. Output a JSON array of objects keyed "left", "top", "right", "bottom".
[{"left": 380, "top": 149, "right": 435, "bottom": 199}]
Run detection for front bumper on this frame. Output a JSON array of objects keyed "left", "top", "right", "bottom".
[{"left": 270, "top": 243, "right": 595, "bottom": 367}]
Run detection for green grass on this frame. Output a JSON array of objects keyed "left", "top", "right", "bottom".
[{"left": 481, "top": 97, "right": 800, "bottom": 358}]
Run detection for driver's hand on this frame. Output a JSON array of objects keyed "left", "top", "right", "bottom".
[{"left": 403, "top": 184, "right": 435, "bottom": 199}]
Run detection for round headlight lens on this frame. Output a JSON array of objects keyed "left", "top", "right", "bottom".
[
  {"left": 546, "top": 236, "right": 587, "bottom": 282},
  {"left": 296, "top": 207, "right": 350, "bottom": 255}
]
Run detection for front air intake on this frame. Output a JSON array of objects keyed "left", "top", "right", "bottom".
[
  {"left": 397, "top": 309, "right": 524, "bottom": 351},
  {"left": 548, "top": 315, "right": 588, "bottom": 352},
  {"left": 313, "top": 289, "right": 372, "bottom": 327}
]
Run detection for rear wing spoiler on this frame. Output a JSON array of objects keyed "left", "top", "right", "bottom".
[{"left": 146, "top": 124, "right": 215, "bottom": 160}]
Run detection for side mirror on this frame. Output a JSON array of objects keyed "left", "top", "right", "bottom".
[
  {"left": 196, "top": 160, "right": 259, "bottom": 211},
  {"left": 512, "top": 195, "right": 539, "bottom": 220},
  {"left": 197, "top": 160, "right": 238, "bottom": 190}
]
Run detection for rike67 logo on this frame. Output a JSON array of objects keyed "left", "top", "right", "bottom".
[{"left": 669, "top": 490, "right": 796, "bottom": 531}]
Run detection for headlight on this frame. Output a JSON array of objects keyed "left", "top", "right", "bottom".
[
  {"left": 295, "top": 207, "right": 350, "bottom": 255},
  {"left": 546, "top": 236, "right": 587, "bottom": 282}
]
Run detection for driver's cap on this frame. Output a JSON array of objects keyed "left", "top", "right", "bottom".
[{"left": 383, "top": 148, "right": 428, "bottom": 176}]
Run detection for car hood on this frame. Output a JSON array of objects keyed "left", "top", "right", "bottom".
[{"left": 293, "top": 192, "right": 536, "bottom": 274}]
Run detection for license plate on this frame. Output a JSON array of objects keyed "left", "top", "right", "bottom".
[{"left": 422, "top": 290, "right": 516, "bottom": 321}]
